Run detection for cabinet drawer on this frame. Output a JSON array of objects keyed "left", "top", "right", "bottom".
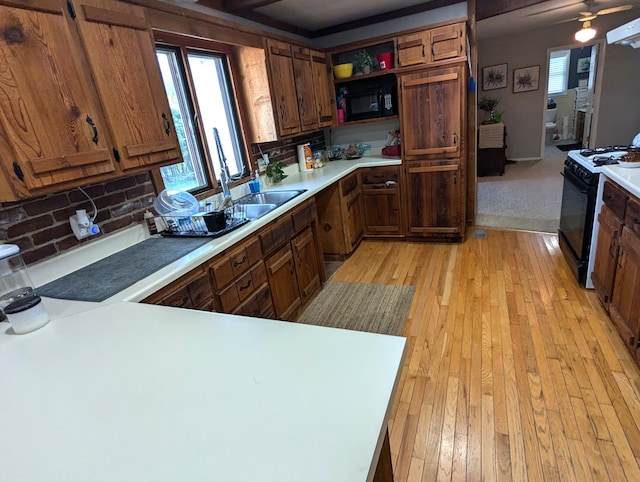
[
  {"left": 187, "top": 274, "right": 213, "bottom": 308},
  {"left": 232, "top": 293, "right": 260, "bottom": 317},
  {"left": 625, "top": 197, "right": 640, "bottom": 238},
  {"left": 340, "top": 172, "right": 359, "bottom": 196},
  {"left": 218, "top": 271, "right": 255, "bottom": 312},
  {"left": 259, "top": 216, "right": 294, "bottom": 256},
  {"left": 291, "top": 198, "right": 316, "bottom": 233},
  {"left": 160, "top": 285, "right": 192, "bottom": 308},
  {"left": 210, "top": 255, "right": 234, "bottom": 290},
  {"left": 251, "top": 261, "right": 268, "bottom": 288},
  {"left": 229, "top": 244, "right": 253, "bottom": 278},
  {"left": 603, "top": 181, "right": 628, "bottom": 220},
  {"left": 361, "top": 167, "right": 400, "bottom": 184},
  {"left": 210, "top": 235, "right": 262, "bottom": 289}
]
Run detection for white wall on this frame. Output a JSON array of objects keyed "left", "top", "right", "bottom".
[{"left": 478, "top": 10, "right": 640, "bottom": 159}]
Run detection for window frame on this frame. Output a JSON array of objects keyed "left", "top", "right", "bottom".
[
  {"left": 547, "top": 49, "right": 571, "bottom": 97},
  {"left": 151, "top": 32, "right": 253, "bottom": 199}
]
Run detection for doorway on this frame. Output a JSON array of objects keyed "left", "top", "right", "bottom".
[{"left": 541, "top": 40, "right": 604, "bottom": 156}]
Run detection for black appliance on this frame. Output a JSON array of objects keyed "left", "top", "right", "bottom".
[
  {"left": 341, "top": 75, "right": 397, "bottom": 122},
  {"left": 558, "top": 157, "right": 599, "bottom": 286}
]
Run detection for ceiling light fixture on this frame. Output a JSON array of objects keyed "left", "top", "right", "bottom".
[{"left": 575, "top": 21, "right": 597, "bottom": 42}]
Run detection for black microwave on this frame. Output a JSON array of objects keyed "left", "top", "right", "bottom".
[{"left": 340, "top": 76, "right": 397, "bottom": 122}]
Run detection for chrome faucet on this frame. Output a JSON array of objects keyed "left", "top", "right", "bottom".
[{"left": 213, "top": 127, "right": 231, "bottom": 196}]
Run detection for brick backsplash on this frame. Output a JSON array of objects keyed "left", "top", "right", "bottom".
[
  {"left": 0, "top": 131, "right": 326, "bottom": 266},
  {"left": 0, "top": 173, "right": 155, "bottom": 265},
  {"left": 250, "top": 131, "right": 325, "bottom": 168}
]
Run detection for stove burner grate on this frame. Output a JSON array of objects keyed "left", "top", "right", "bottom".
[{"left": 580, "top": 145, "right": 640, "bottom": 156}]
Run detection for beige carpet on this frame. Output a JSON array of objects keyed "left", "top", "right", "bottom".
[
  {"left": 476, "top": 155, "right": 565, "bottom": 233},
  {"left": 298, "top": 281, "right": 414, "bottom": 337}
]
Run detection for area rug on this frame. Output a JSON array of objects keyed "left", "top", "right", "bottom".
[
  {"left": 298, "top": 281, "right": 414, "bottom": 337},
  {"left": 556, "top": 142, "right": 582, "bottom": 151}
]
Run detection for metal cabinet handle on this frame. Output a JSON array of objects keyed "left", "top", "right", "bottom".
[
  {"left": 162, "top": 112, "right": 171, "bottom": 135},
  {"left": 453, "top": 132, "right": 458, "bottom": 145},
  {"left": 85, "top": 115, "right": 98, "bottom": 144},
  {"left": 239, "top": 279, "right": 252, "bottom": 292},
  {"left": 233, "top": 255, "right": 247, "bottom": 268}
]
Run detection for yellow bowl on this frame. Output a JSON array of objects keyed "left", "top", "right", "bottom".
[{"left": 333, "top": 63, "right": 353, "bottom": 79}]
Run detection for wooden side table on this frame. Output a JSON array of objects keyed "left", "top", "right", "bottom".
[{"left": 478, "top": 122, "right": 507, "bottom": 177}]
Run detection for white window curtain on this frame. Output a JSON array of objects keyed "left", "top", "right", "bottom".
[{"left": 548, "top": 50, "right": 570, "bottom": 96}]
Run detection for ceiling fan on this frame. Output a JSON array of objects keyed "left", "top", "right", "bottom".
[{"left": 573, "top": 0, "right": 634, "bottom": 22}]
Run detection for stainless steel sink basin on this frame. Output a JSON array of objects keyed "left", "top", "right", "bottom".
[
  {"left": 237, "top": 190, "right": 306, "bottom": 206},
  {"left": 241, "top": 203, "right": 277, "bottom": 220},
  {"left": 234, "top": 189, "right": 306, "bottom": 220}
]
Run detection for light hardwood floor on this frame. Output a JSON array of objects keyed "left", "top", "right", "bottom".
[{"left": 332, "top": 230, "right": 640, "bottom": 482}]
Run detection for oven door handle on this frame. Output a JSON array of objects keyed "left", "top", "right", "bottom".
[{"left": 561, "top": 170, "right": 590, "bottom": 195}]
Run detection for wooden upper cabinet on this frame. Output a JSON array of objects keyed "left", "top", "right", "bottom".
[
  {"left": 73, "top": 0, "right": 180, "bottom": 171},
  {"left": 397, "top": 31, "right": 428, "bottom": 67},
  {"left": 291, "top": 46, "right": 318, "bottom": 132},
  {"left": 265, "top": 39, "right": 301, "bottom": 137},
  {"left": 309, "top": 50, "right": 334, "bottom": 128},
  {"left": 397, "top": 23, "right": 465, "bottom": 67},
  {"left": 0, "top": 0, "right": 116, "bottom": 200},
  {"left": 400, "top": 64, "right": 462, "bottom": 159},
  {"left": 428, "top": 23, "right": 465, "bottom": 62}
]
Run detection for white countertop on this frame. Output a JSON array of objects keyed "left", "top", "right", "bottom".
[
  {"left": 601, "top": 164, "right": 640, "bottom": 198},
  {"left": 0, "top": 301, "right": 406, "bottom": 482},
  {"left": 27, "top": 156, "right": 401, "bottom": 315}
]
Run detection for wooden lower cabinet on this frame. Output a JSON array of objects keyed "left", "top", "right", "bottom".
[
  {"left": 591, "top": 205, "right": 624, "bottom": 310},
  {"left": 405, "top": 160, "right": 462, "bottom": 239},
  {"left": 609, "top": 227, "right": 640, "bottom": 353},
  {"left": 315, "top": 172, "right": 365, "bottom": 257},
  {"left": 266, "top": 244, "right": 301, "bottom": 321},
  {"left": 141, "top": 264, "right": 214, "bottom": 311},
  {"left": 292, "top": 227, "right": 321, "bottom": 304},
  {"left": 361, "top": 166, "right": 402, "bottom": 236}
]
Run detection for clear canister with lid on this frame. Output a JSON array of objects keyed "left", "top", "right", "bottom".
[{"left": 0, "top": 244, "right": 37, "bottom": 311}]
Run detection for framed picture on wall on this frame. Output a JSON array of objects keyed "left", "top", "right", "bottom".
[
  {"left": 577, "top": 57, "right": 591, "bottom": 73},
  {"left": 481, "top": 63, "right": 508, "bottom": 91},
  {"left": 513, "top": 65, "right": 540, "bottom": 93}
]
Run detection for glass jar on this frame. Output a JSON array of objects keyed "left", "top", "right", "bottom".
[{"left": 0, "top": 244, "right": 37, "bottom": 312}]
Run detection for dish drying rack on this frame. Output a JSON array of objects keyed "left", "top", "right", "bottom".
[{"left": 159, "top": 203, "right": 249, "bottom": 238}]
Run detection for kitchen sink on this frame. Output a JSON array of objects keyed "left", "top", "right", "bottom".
[
  {"left": 236, "top": 189, "right": 306, "bottom": 206},
  {"left": 241, "top": 203, "right": 277, "bottom": 220},
  {"left": 234, "top": 189, "right": 306, "bottom": 220}
]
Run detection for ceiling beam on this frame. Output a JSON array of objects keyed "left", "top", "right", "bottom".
[
  {"left": 310, "top": 0, "right": 462, "bottom": 38},
  {"left": 223, "top": 0, "right": 282, "bottom": 12},
  {"left": 477, "top": 0, "right": 550, "bottom": 20}
]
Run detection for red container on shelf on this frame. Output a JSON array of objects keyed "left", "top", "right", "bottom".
[
  {"left": 377, "top": 52, "right": 392, "bottom": 70},
  {"left": 382, "top": 145, "right": 401, "bottom": 157}
]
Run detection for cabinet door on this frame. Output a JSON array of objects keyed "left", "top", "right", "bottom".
[
  {"left": 591, "top": 205, "right": 623, "bottom": 309},
  {"left": 292, "top": 227, "right": 321, "bottom": 304},
  {"left": 363, "top": 183, "right": 402, "bottom": 236},
  {"left": 0, "top": 0, "right": 115, "bottom": 200},
  {"left": 397, "top": 31, "right": 428, "bottom": 67},
  {"left": 73, "top": 0, "right": 181, "bottom": 171},
  {"left": 310, "top": 50, "right": 335, "bottom": 128},
  {"left": 400, "top": 65, "right": 462, "bottom": 158},
  {"left": 610, "top": 227, "right": 640, "bottom": 350},
  {"left": 266, "top": 244, "right": 301, "bottom": 320},
  {"left": 428, "top": 23, "right": 464, "bottom": 62},
  {"left": 344, "top": 187, "right": 365, "bottom": 251},
  {"left": 265, "top": 39, "right": 300, "bottom": 137},
  {"left": 405, "top": 161, "right": 461, "bottom": 235},
  {"left": 291, "top": 46, "right": 318, "bottom": 132}
]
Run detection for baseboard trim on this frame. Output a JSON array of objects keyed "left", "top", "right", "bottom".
[{"left": 507, "top": 157, "right": 543, "bottom": 162}]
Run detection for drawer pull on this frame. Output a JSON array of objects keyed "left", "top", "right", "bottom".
[
  {"left": 233, "top": 255, "right": 247, "bottom": 267},
  {"left": 239, "top": 279, "right": 252, "bottom": 292}
]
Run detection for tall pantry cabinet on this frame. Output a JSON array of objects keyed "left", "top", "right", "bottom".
[{"left": 400, "top": 63, "right": 466, "bottom": 240}]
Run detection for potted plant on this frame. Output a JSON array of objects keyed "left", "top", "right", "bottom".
[
  {"left": 478, "top": 95, "right": 503, "bottom": 124},
  {"left": 356, "top": 50, "right": 373, "bottom": 74},
  {"left": 266, "top": 161, "right": 288, "bottom": 184}
]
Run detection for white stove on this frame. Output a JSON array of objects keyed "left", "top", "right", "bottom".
[
  {"left": 562, "top": 144, "right": 639, "bottom": 289},
  {"left": 567, "top": 146, "right": 633, "bottom": 172}
]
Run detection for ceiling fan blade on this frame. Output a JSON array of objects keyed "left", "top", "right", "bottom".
[
  {"left": 578, "top": 14, "right": 597, "bottom": 21},
  {"left": 579, "top": 10, "right": 595, "bottom": 16},
  {"left": 595, "top": 5, "right": 633, "bottom": 16},
  {"left": 525, "top": 1, "right": 585, "bottom": 18}
]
